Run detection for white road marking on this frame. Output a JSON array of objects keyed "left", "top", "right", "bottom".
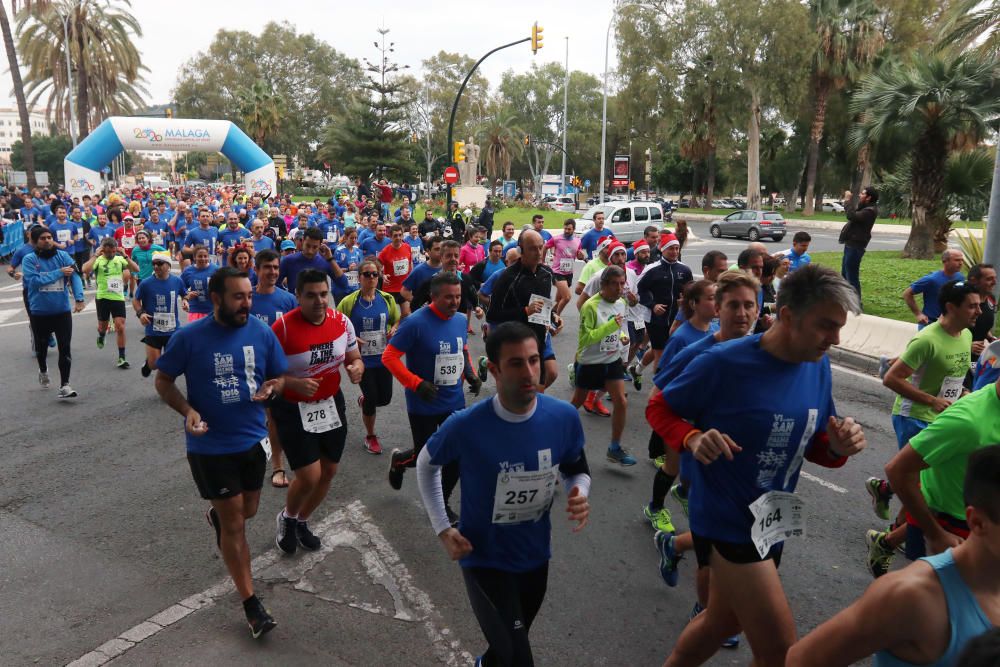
[
  {"left": 0, "top": 307, "right": 23, "bottom": 324},
  {"left": 831, "top": 362, "right": 882, "bottom": 385},
  {"left": 65, "top": 499, "right": 467, "bottom": 667},
  {"left": 801, "top": 470, "right": 848, "bottom": 494}
]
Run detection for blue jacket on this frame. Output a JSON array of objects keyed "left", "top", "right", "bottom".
[{"left": 22, "top": 249, "right": 84, "bottom": 315}]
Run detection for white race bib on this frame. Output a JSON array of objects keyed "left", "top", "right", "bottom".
[
  {"left": 56, "top": 229, "right": 72, "bottom": 244},
  {"left": 559, "top": 258, "right": 574, "bottom": 274},
  {"left": 600, "top": 332, "right": 620, "bottom": 353},
  {"left": 359, "top": 330, "right": 387, "bottom": 357},
  {"left": 492, "top": 466, "right": 558, "bottom": 524},
  {"left": 122, "top": 236, "right": 135, "bottom": 249},
  {"left": 107, "top": 277, "right": 124, "bottom": 294},
  {"left": 346, "top": 271, "right": 359, "bottom": 287},
  {"left": 938, "top": 376, "right": 965, "bottom": 401},
  {"left": 749, "top": 491, "right": 806, "bottom": 558},
  {"left": 153, "top": 234, "right": 164, "bottom": 246},
  {"left": 40, "top": 278, "right": 64, "bottom": 293},
  {"left": 527, "top": 294, "right": 553, "bottom": 326},
  {"left": 152, "top": 311, "right": 176, "bottom": 332},
  {"left": 393, "top": 258, "right": 409, "bottom": 276},
  {"left": 298, "top": 396, "right": 342, "bottom": 433},
  {"left": 261, "top": 436, "right": 272, "bottom": 462},
  {"left": 434, "top": 352, "right": 463, "bottom": 386}
]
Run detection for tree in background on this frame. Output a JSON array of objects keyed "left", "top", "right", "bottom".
[
  {"left": 238, "top": 80, "right": 283, "bottom": 155},
  {"left": 1, "top": 0, "right": 35, "bottom": 187},
  {"left": 477, "top": 105, "right": 523, "bottom": 194},
  {"left": 16, "top": 0, "right": 147, "bottom": 140},
  {"left": 851, "top": 54, "right": 1000, "bottom": 258},
  {"left": 12, "top": 133, "right": 73, "bottom": 184},
  {"left": 172, "top": 21, "right": 360, "bottom": 162}
]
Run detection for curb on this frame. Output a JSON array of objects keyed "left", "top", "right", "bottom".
[{"left": 828, "top": 346, "right": 880, "bottom": 376}]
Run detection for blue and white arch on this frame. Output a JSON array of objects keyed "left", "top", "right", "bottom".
[{"left": 64, "top": 117, "right": 277, "bottom": 200}]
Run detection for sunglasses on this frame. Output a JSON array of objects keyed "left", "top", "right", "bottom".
[{"left": 360, "top": 271, "right": 379, "bottom": 278}]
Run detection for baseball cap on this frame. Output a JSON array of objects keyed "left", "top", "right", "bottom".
[{"left": 280, "top": 240, "right": 296, "bottom": 251}]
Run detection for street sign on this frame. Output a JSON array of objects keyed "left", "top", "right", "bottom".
[
  {"left": 444, "top": 166, "right": 459, "bottom": 184},
  {"left": 584, "top": 179, "right": 591, "bottom": 188},
  {"left": 502, "top": 180, "right": 516, "bottom": 199},
  {"left": 612, "top": 155, "right": 630, "bottom": 188}
]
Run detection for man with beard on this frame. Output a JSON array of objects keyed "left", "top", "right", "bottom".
[{"left": 155, "top": 267, "right": 295, "bottom": 639}]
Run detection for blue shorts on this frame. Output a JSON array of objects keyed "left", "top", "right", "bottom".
[{"left": 891, "top": 414, "right": 929, "bottom": 450}]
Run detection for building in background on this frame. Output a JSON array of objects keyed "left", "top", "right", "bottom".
[{"left": 0, "top": 107, "right": 49, "bottom": 165}]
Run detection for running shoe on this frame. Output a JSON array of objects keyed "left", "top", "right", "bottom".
[
  {"left": 632, "top": 371, "right": 642, "bottom": 391},
  {"left": 364, "top": 434, "right": 383, "bottom": 455},
  {"left": 689, "top": 603, "right": 740, "bottom": 648},
  {"left": 606, "top": 446, "right": 637, "bottom": 466},
  {"left": 244, "top": 597, "right": 277, "bottom": 639},
  {"left": 865, "top": 529, "right": 894, "bottom": 578},
  {"left": 117, "top": 357, "right": 130, "bottom": 369},
  {"left": 388, "top": 449, "right": 406, "bottom": 490},
  {"left": 670, "top": 483, "right": 690, "bottom": 518},
  {"left": 141, "top": 362, "right": 151, "bottom": 378},
  {"left": 865, "top": 476, "right": 892, "bottom": 521},
  {"left": 48, "top": 333, "right": 56, "bottom": 348},
  {"left": 567, "top": 362, "right": 575, "bottom": 388},
  {"left": 96, "top": 336, "right": 105, "bottom": 349},
  {"left": 206, "top": 506, "right": 221, "bottom": 549},
  {"left": 296, "top": 520, "right": 321, "bottom": 551},
  {"left": 38, "top": 372, "right": 50, "bottom": 389},
  {"left": 651, "top": 454, "right": 666, "bottom": 469},
  {"left": 584, "top": 395, "right": 611, "bottom": 417},
  {"left": 643, "top": 503, "right": 675, "bottom": 533},
  {"left": 654, "top": 530, "right": 681, "bottom": 587},
  {"left": 57, "top": 384, "right": 77, "bottom": 399},
  {"left": 275, "top": 511, "right": 298, "bottom": 555},
  {"left": 878, "top": 355, "right": 890, "bottom": 380},
  {"left": 623, "top": 371, "right": 633, "bottom": 382},
  {"left": 477, "top": 355, "right": 488, "bottom": 383}
]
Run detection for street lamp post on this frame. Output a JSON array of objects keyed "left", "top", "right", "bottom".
[
  {"left": 599, "top": 3, "right": 656, "bottom": 204},
  {"left": 59, "top": 2, "right": 80, "bottom": 147}
]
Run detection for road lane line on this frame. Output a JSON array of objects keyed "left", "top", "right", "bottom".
[
  {"left": 801, "top": 470, "right": 848, "bottom": 494},
  {"left": 65, "top": 499, "right": 467, "bottom": 667}
]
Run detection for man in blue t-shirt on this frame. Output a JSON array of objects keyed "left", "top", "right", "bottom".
[
  {"left": 416, "top": 322, "right": 590, "bottom": 666},
  {"left": 360, "top": 222, "right": 391, "bottom": 257},
  {"left": 132, "top": 252, "right": 187, "bottom": 378},
  {"left": 647, "top": 265, "right": 868, "bottom": 667},
  {"left": 219, "top": 212, "right": 252, "bottom": 254},
  {"left": 249, "top": 249, "right": 297, "bottom": 326},
  {"left": 155, "top": 266, "right": 290, "bottom": 639},
  {"left": 277, "top": 227, "right": 349, "bottom": 296},
  {"left": 903, "top": 249, "right": 965, "bottom": 327},
  {"left": 579, "top": 210, "right": 614, "bottom": 259},
  {"left": 184, "top": 209, "right": 221, "bottom": 264},
  {"left": 383, "top": 272, "right": 482, "bottom": 520}
]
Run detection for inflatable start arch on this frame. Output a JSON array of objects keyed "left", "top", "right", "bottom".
[{"left": 64, "top": 117, "right": 277, "bottom": 200}]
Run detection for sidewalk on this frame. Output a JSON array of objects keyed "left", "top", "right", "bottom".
[{"left": 67, "top": 501, "right": 471, "bottom": 667}]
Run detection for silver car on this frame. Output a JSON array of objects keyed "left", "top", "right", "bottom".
[{"left": 709, "top": 210, "right": 786, "bottom": 242}]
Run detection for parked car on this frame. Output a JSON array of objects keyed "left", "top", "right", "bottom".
[
  {"left": 577, "top": 200, "right": 666, "bottom": 243},
  {"left": 822, "top": 201, "right": 845, "bottom": 213},
  {"left": 552, "top": 196, "right": 576, "bottom": 213},
  {"left": 709, "top": 210, "right": 786, "bottom": 242}
]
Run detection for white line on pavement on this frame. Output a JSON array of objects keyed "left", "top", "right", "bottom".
[
  {"left": 65, "top": 499, "right": 468, "bottom": 667},
  {"left": 831, "top": 362, "right": 882, "bottom": 385},
  {"left": 801, "top": 470, "right": 848, "bottom": 494}
]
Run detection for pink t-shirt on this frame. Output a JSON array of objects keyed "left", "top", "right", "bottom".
[
  {"left": 459, "top": 242, "right": 485, "bottom": 274},
  {"left": 545, "top": 235, "right": 582, "bottom": 275}
]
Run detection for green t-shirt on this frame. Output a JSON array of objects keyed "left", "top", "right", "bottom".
[
  {"left": 578, "top": 257, "right": 607, "bottom": 286},
  {"left": 93, "top": 255, "right": 129, "bottom": 301},
  {"left": 892, "top": 322, "right": 972, "bottom": 423},
  {"left": 131, "top": 245, "right": 167, "bottom": 280},
  {"left": 909, "top": 383, "right": 1000, "bottom": 521}
]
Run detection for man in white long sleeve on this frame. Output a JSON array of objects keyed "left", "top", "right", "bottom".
[{"left": 416, "top": 321, "right": 591, "bottom": 667}]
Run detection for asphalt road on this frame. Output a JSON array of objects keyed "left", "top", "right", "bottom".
[
  {"left": 681, "top": 219, "right": 910, "bottom": 257},
  {"left": 0, "top": 256, "right": 904, "bottom": 666}
]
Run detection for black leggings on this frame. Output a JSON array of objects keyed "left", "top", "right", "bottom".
[
  {"left": 397, "top": 412, "right": 459, "bottom": 504},
  {"left": 30, "top": 311, "right": 73, "bottom": 385},
  {"left": 462, "top": 563, "right": 549, "bottom": 667}
]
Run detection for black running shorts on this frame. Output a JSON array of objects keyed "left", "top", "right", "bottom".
[
  {"left": 359, "top": 366, "right": 393, "bottom": 415},
  {"left": 270, "top": 392, "right": 348, "bottom": 469},
  {"left": 96, "top": 298, "right": 126, "bottom": 321},
  {"left": 187, "top": 441, "right": 267, "bottom": 499},
  {"left": 574, "top": 359, "right": 625, "bottom": 391},
  {"left": 691, "top": 532, "right": 784, "bottom": 570}
]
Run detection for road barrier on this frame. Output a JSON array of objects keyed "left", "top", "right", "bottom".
[{"left": 1, "top": 219, "right": 25, "bottom": 259}]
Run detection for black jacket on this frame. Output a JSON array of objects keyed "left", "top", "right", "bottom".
[
  {"left": 637, "top": 258, "right": 693, "bottom": 324},
  {"left": 477, "top": 206, "right": 495, "bottom": 236},
  {"left": 485, "top": 260, "right": 555, "bottom": 343},
  {"left": 839, "top": 200, "right": 878, "bottom": 249}
]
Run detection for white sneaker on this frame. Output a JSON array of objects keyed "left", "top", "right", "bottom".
[
  {"left": 38, "top": 372, "right": 50, "bottom": 389},
  {"left": 58, "top": 384, "right": 78, "bottom": 399}
]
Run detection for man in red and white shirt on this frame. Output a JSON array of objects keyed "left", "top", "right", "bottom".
[
  {"left": 378, "top": 223, "right": 414, "bottom": 318},
  {"left": 115, "top": 215, "right": 139, "bottom": 258},
  {"left": 270, "top": 268, "right": 364, "bottom": 555}
]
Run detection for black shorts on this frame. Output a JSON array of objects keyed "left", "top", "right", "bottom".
[
  {"left": 647, "top": 320, "right": 670, "bottom": 350},
  {"left": 270, "top": 392, "right": 348, "bottom": 469},
  {"left": 390, "top": 291, "right": 407, "bottom": 305},
  {"left": 574, "top": 359, "right": 625, "bottom": 390},
  {"left": 552, "top": 273, "right": 572, "bottom": 284},
  {"left": 691, "top": 532, "right": 784, "bottom": 569},
  {"left": 359, "top": 365, "right": 393, "bottom": 415},
  {"left": 96, "top": 298, "right": 126, "bottom": 321},
  {"left": 142, "top": 335, "right": 171, "bottom": 350},
  {"left": 187, "top": 441, "right": 267, "bottom": 499},
  {"left": 648, "top": 431, "right": 666, "bottom": 459}
]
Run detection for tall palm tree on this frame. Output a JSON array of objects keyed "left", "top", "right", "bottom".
[
  {"left": 1, "top": 0, "right": 35, "bottom": 187},
  {"left": 851, "top": 53, "right": 1000, "bottom": 259},
  {"left": 937, "top": 0, "right": 999, "bottom": 58},
  {"left": 238, "top": 80, "right": 283, "bottom": 153},
  {"left": 16, "top": 0, "right": 147, "bottom": 140},
  {"left": 802, "top": 0, "right": 883, "bottom": 216},
  {"left": 477, "top": 108, "right": 523, "bottom": 196}
]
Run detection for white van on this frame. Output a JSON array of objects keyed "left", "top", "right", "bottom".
[{"left": 576, "top": 200, "right": 665, "bottom": 243}]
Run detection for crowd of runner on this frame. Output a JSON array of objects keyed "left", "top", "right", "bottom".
[{"left": 2, "top": 180, "right": 999, "bottom": 666}]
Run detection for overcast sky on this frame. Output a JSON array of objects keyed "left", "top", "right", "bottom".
[{"left": 2, "top": 0, "right": 626, "bottom": 110}]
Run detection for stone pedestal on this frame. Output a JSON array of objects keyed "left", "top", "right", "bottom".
[{"left": 454, "top": 185, "right": 489, "bottom": 209}]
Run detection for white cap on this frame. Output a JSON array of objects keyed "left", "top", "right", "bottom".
[{"left": 151, "top": 251, "right": 173, "bottom": 267}]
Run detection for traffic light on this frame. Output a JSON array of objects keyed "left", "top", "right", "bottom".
[
  {"left": 531, "top": 22, "right": 544, "bottom": 54},
  {"left": 454, "top": 141, "right": 466, "bottom": 163},
  {"left": 523, "top": 134, "right": 531, "bottom": 147}
]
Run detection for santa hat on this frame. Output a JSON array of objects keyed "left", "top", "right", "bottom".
[
  {"left": 596, "top": 237, "right": 615, "bottom": 255},
  {"left": 632, "top": 239, "right": 649, "bottom": 252},
  {"left": 659, "top": 232, "right": 679, "bottom": 251},
  {"left": 608, "top": 240, "right": 627, "bottom": 257}
]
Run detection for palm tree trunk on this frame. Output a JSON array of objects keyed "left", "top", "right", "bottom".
[
  {"left": 75, "top": 16, "right": 91, "bottom": 140},
  {"left": 746, "top": 89, "right": 762, "bottom": 211},
  {"left": 903, "top": 134, "right": 947, "bottom": 259},
  {"left": 802, "top": 79, "right": 829, "bottom": 216},
  {"left": 1, "top": 1, "right": 36, "bottom": 188},
  {"left": 702, "top": 148, "right": 716, "bottom": 211}
]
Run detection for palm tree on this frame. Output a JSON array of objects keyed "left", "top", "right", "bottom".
[
  {"left": 850, "top": 53, "right": 1000, "bottom": 259},
  {"left": 1, "top": 0, "right": 35, "bottom": 187},
  {"left": 16, "top": 0, "right": 147, "bottom": 140},
  {"left": 937, "top": 0, "right": 999, "bottom": 59},
  {"left": 237, "top": 80, "right": 283, "bottom": 153},
  {"left": 477, "top": 107, "right": 523, "bottom": 196},
  {"left": 801, "top": 0, "right": 883, "bottom": 216}
]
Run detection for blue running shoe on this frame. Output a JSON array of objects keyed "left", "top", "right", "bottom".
[
  {"left": 654, "top": 530, "right": 681, "bottom": 587},
  {"left": 689, "top": 602, "right": 740, "bottom": 648},
  {"left": 607, "top": 446, "right": 637, "bottom": 466},
  {"left": 48, "top": 333, "right": 56, "bottom": 348}
]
